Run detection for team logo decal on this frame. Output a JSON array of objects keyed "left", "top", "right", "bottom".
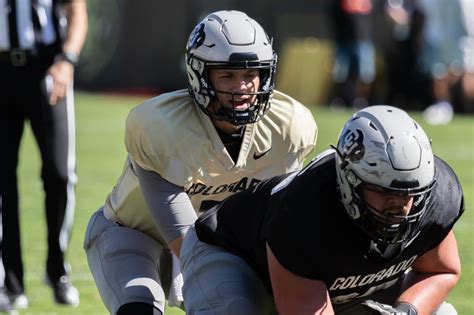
[
  {"left": 340, "top": 129, "right": 364, "bottom": 162},
  {"left": 188, "top": 23, "right": 206, "bottom": 52}
]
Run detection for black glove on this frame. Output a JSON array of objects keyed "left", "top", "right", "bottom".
[{"left": 362, "top": 300, "right": 418, "bottom": 315}]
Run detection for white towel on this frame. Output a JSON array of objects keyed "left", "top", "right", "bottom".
[{"left": 168, "top": 254, "right": 184, "bottom": 307}]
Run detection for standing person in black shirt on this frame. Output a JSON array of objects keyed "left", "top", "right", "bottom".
[
  {"left": 0, "top": 0, "right": 88, "bottom": 311},
  {"left": 181, "top": 105, "right": 464, "bottom": 314},
  {"left": 329, "top": 0, "right": 375, "bottom": 109}
]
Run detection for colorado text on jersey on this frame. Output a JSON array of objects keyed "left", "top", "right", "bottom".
[
  {"left": 186, "top": 177, "right": 262, "bottom": 197},
  {"left": 329, "top": 255, "right": 418, "bottom": 304}
]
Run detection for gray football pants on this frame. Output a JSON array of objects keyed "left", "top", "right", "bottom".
[
  {"left": 182, "top": 226, "right": 457, "bottom": 315},
  {"left": 84, "top": 209, "right": 172, "bottom": 314},
  {"left": 181, "top": 226, "right": 276, "bottom": 315}
]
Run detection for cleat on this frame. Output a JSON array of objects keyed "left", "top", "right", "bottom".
[{"left": 45, "top": 275, "right": 80, "bottom": 307}]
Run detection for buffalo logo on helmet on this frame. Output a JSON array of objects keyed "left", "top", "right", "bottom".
[
  {"left": 188, "top": 23, "right": 206, "bottom": 53},
  {"left": 340, "top": 129, "right": 365, "bottom": 162}
]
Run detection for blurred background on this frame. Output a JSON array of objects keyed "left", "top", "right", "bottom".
[
  {"left": 11, "top": 1, "right": 474, "bottom": 314},
  {"left": 76, "top": 0, "right": 474, "bottom": 119}
]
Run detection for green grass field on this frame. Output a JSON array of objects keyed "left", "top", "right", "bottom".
[{"left": 16, "top": 92, "right": 473, "bottom": 314}]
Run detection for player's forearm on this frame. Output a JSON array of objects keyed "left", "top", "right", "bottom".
[
  {"left": 397, "top": 271, "right": 460, "bottom": 315},
  {"left": 275, "top": 299, "right": 334, "bottom": 315},
  {"left": 63, "top": 0, "right": 88, "bottom": 55},
  {"left": 267, "top": 244, "right": 334, "bottom": 315}
]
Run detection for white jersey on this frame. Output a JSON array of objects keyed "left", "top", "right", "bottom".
[{"left": 102, "top": 89, "right": 317, "bottom": 242}]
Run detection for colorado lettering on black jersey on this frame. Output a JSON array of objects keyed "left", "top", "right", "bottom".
[
  {"left": 186, "top": 177, "right": 261, "bottom": 196},
  {"left": 329, "top": 255, "right": 418, "bottom": 304}
]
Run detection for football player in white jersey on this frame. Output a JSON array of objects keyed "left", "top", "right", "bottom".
[{"left": 83, "top": 10, "right": 318, "bottom": 315}]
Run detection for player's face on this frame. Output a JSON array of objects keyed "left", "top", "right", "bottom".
[
  {"left": 208, "top": 68, "right": 261, "bottom": 112},
  {"left": 361, "top": 185, "right": 414, "bottom": 218}
]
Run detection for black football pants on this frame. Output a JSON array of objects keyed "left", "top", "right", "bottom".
[{"left": 0, "top": 58, "right": 76, "bottom": 295}]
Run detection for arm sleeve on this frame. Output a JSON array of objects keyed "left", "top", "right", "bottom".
[{"left": 135, "top": 162, "right": 198, "bottom": 244}]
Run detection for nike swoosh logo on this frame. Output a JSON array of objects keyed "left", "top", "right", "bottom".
[{"left": 253, "top": 147, "right": 272, "bottom": 160}]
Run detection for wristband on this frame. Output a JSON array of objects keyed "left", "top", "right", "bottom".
[{"left": 55, "top": 51, "right": 79, "bottom": 66}]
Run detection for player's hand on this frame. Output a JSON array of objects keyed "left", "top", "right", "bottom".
[
  {"left": 47, "top": 60, "right": 74, "bottom": 105},
  {"left": 361, "top": 300, "right": 411, "bottom": 314}
]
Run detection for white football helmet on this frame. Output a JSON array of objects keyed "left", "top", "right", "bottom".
[
  {"left": 335, "top": 105, "right": 436, "bottom": 244},
  {"left": 185, "top": 10, "right": 277, "bottom": 125}
]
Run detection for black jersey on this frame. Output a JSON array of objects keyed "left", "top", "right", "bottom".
[{"left": 195, "top": 149, "right": 464, "bottom": 307}]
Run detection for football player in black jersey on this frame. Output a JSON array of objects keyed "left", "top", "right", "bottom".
[{"left": 180, "top": 105, "right": 464, "bottom": 314}]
